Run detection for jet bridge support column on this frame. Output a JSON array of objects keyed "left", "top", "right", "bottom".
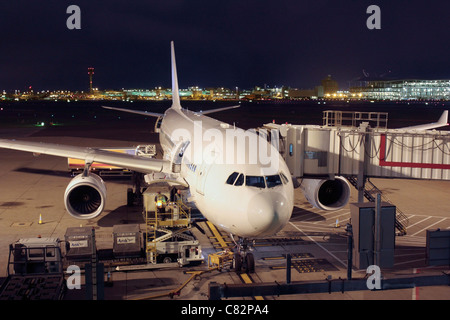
[{"left": 357, "top": 123, "right": 369, "bottom": 203}]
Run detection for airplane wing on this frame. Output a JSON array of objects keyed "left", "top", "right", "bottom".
[
  {"left": 102, "top": 106, "right": 164, "bottom": 118},
  {"left": 196, "top": 105, "right": 241, "bottom": 115},
  {"left": 0, "top": 139, "right": 170, "bottom": 173},
  {"left": 103, "top": 104, "right": 240, "bottom": 117},
  {"left": 401, "top": 110, "right": 448, "bottom": 130}
]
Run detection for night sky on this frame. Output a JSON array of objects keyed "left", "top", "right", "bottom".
[{"left": 1, "top": 1, "right": 449, "bottom": 92}]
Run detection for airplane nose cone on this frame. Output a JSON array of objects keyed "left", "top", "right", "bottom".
[{"left": 247, "top": 192, "right": 292, "bottom": 237}]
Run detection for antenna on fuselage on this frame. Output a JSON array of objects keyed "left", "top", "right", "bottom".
[{"left": 171, "top": 41, "right": 181, "bottom": 110}]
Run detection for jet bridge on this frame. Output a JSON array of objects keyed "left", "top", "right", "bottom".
[
  {"left": 260, "top": 111, "right": 449, "bottom": 235},
  {"left": 263, "top": 111, "right": 450, "bottom": 181}
]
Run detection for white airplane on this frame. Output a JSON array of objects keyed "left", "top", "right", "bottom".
[{"left": 0, "top": 42, "right": 296, "bottom": 271}]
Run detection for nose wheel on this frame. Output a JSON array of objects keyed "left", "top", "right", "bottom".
[{"left": 231, "top": 236, "right": 255, "bottom": 274}]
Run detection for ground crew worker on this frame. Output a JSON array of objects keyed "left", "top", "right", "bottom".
[
  {"left": 174, "top": 190, "right": 183, "bottom": 203},
  {"left": 155, "top": 192, "right": 168, "bottom": 213}
]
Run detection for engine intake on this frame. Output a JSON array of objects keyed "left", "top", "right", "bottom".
[
  {"left": 64, "top": 173, "right": 106, "bottom": 219},
  {"left": 300, "top": 176, "right": 350, "bottom": 211}
]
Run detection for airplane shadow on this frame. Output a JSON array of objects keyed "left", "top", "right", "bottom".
[
  {"left": 97, "top": 205, "right": 145, "bottom": 228},
  {"left": 0, "top": 201, "right": 25, "bottom": 207},
  {"left": 289, "top": 206, "right": 325, "bottom": 222},
  {"left": 15, "top": 167, "right": 70, "bottom": 178}
]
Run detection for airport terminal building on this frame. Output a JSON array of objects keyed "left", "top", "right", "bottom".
[{"left": 350, "top": 79, "right": 450, "bottom": 100}]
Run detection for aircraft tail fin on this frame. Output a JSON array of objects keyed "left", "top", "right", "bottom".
[
  {"left": 171, "top": 41, "right": 181, "bottom": 110},
  {"left": 103, "top": 42, "right": 183, "bottom": 118}
]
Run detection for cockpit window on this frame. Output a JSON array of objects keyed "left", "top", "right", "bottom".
[
  {"left": 234, "top": 173, "right": 245, "bottom": 186},
  {"left": 226, "top": 172, "right": 239, "bottom": 185},
  {"left": 228, "top": 172, "right": 288, "bottom": 188},
  {"left": 246, "top": 176, "right": 266, "bottom": 188},
  {"left": 265, "top": 175, "right": 282, "bottom": 188},
  {"left": 280, "top": 172, "right": 289, "bottom": 184}
]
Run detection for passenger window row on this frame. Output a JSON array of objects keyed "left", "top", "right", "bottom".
[
  {"left": 226, "top": 171, "right": 289, "bottom": 188},
  {"left": 187, "top": 163, "right": 197, "bottom": 172}
]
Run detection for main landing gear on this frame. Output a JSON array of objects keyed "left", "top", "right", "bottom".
[{"left": 231, "top": 236, "right": 255, "bottom": 274}]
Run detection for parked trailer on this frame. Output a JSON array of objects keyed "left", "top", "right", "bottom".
[
  {"left": 0, "top": 238, "right": 65, "bottom": 300},
  {"left": 65, "top": 227, "right": 95, "bottom": 261},
  {"left": 113, "top": 224, "right": 142, "bottom": 259},
  {"left": 63, "top": 225, "right": 203, "bottom": 268}
]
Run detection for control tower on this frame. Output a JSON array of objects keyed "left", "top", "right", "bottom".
[{"left": 88, "top": 67, "right": 94, "bottom": 93}]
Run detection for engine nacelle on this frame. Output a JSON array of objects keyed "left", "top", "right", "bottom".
[
  {"left": 64, "top": 173, "right": 107, "bottom": 219},
  {"left": 300, "top": 176, "right": 350, "bottom": 211}
]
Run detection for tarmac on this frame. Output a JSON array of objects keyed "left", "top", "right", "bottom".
[{"left": 0, "top": 124, "right": 449, "bottom": 301}]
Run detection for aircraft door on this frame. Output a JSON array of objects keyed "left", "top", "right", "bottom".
[
  {"left": 154, "top": 116, "right": 163, "bottom": 133},
  {"left": 171, "top": 140, "right": 190, "bottom": 173},
  {"left": 195, "top": 163, "right": 211, "bottom": 195}
]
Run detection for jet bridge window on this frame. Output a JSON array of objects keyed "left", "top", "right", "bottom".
[
  {"left": 226, "top": 172, "right": 239, "bottom": 185},
  {"left": 246, "top": 176, "right": 266, "bottom": 188},
  {"left": 265, "top": 175, "right": 282, "bottom": 188}
]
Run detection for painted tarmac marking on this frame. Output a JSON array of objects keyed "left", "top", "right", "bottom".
[
  {"left": 289, "top": 222, "right": 347, "bottom": 268},
  {"left": 410, "top": 218, "right": 447, "bottom": 236}
]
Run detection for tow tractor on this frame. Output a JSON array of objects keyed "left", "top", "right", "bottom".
[{"left": 208, "top": 249, "right": 235, "bottom": 271}]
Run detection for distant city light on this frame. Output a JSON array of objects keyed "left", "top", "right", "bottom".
[{"left": 1, "top": 76, "right": 449, "bottom": 102}]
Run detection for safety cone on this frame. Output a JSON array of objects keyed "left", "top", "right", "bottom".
[
  {"left": 335, "top": 218, "right": 340, "bottom": 228},
  {"left": 38, "top": 214, "right": 43, "bottom": 225}
]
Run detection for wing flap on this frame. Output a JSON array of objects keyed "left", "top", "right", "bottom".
[
  {"left": 0, "top": 139, "right": 169, "bottom": 173},
  {"left": 196, "top": 105, "right": 241, "bottom": 115},
  {"left": 102, "top": 106, "right": 164, "bottom": 118}
]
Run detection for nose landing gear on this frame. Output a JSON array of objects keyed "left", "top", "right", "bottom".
[{"left": 231, "top": 236, "right": 255, "bottom": 274}]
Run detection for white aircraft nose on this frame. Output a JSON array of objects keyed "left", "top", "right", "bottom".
[{"left": 247, "top": 191, "right": 292, "bottom": 237}]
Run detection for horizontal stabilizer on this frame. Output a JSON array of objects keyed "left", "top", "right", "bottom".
[
  {"left": 102, "top": 106, "right": 163, "bottom": 118},
  {"left": 401, "top": 110, "right": 449, "bottom": 130},
  {"left": 196, "top": 105, "right": 241, "bottom": 115}
]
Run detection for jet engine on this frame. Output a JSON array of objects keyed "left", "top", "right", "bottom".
[
  {"left": 300, "top": 176, "right": 350, "bottom": 211},
  {"left": 64, "top": 173, "right": 107, "bottom": 219}
]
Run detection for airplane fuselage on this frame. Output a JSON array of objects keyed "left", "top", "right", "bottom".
[{"left": 158, "top": 107, "right": 294, "bottom": 238}]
